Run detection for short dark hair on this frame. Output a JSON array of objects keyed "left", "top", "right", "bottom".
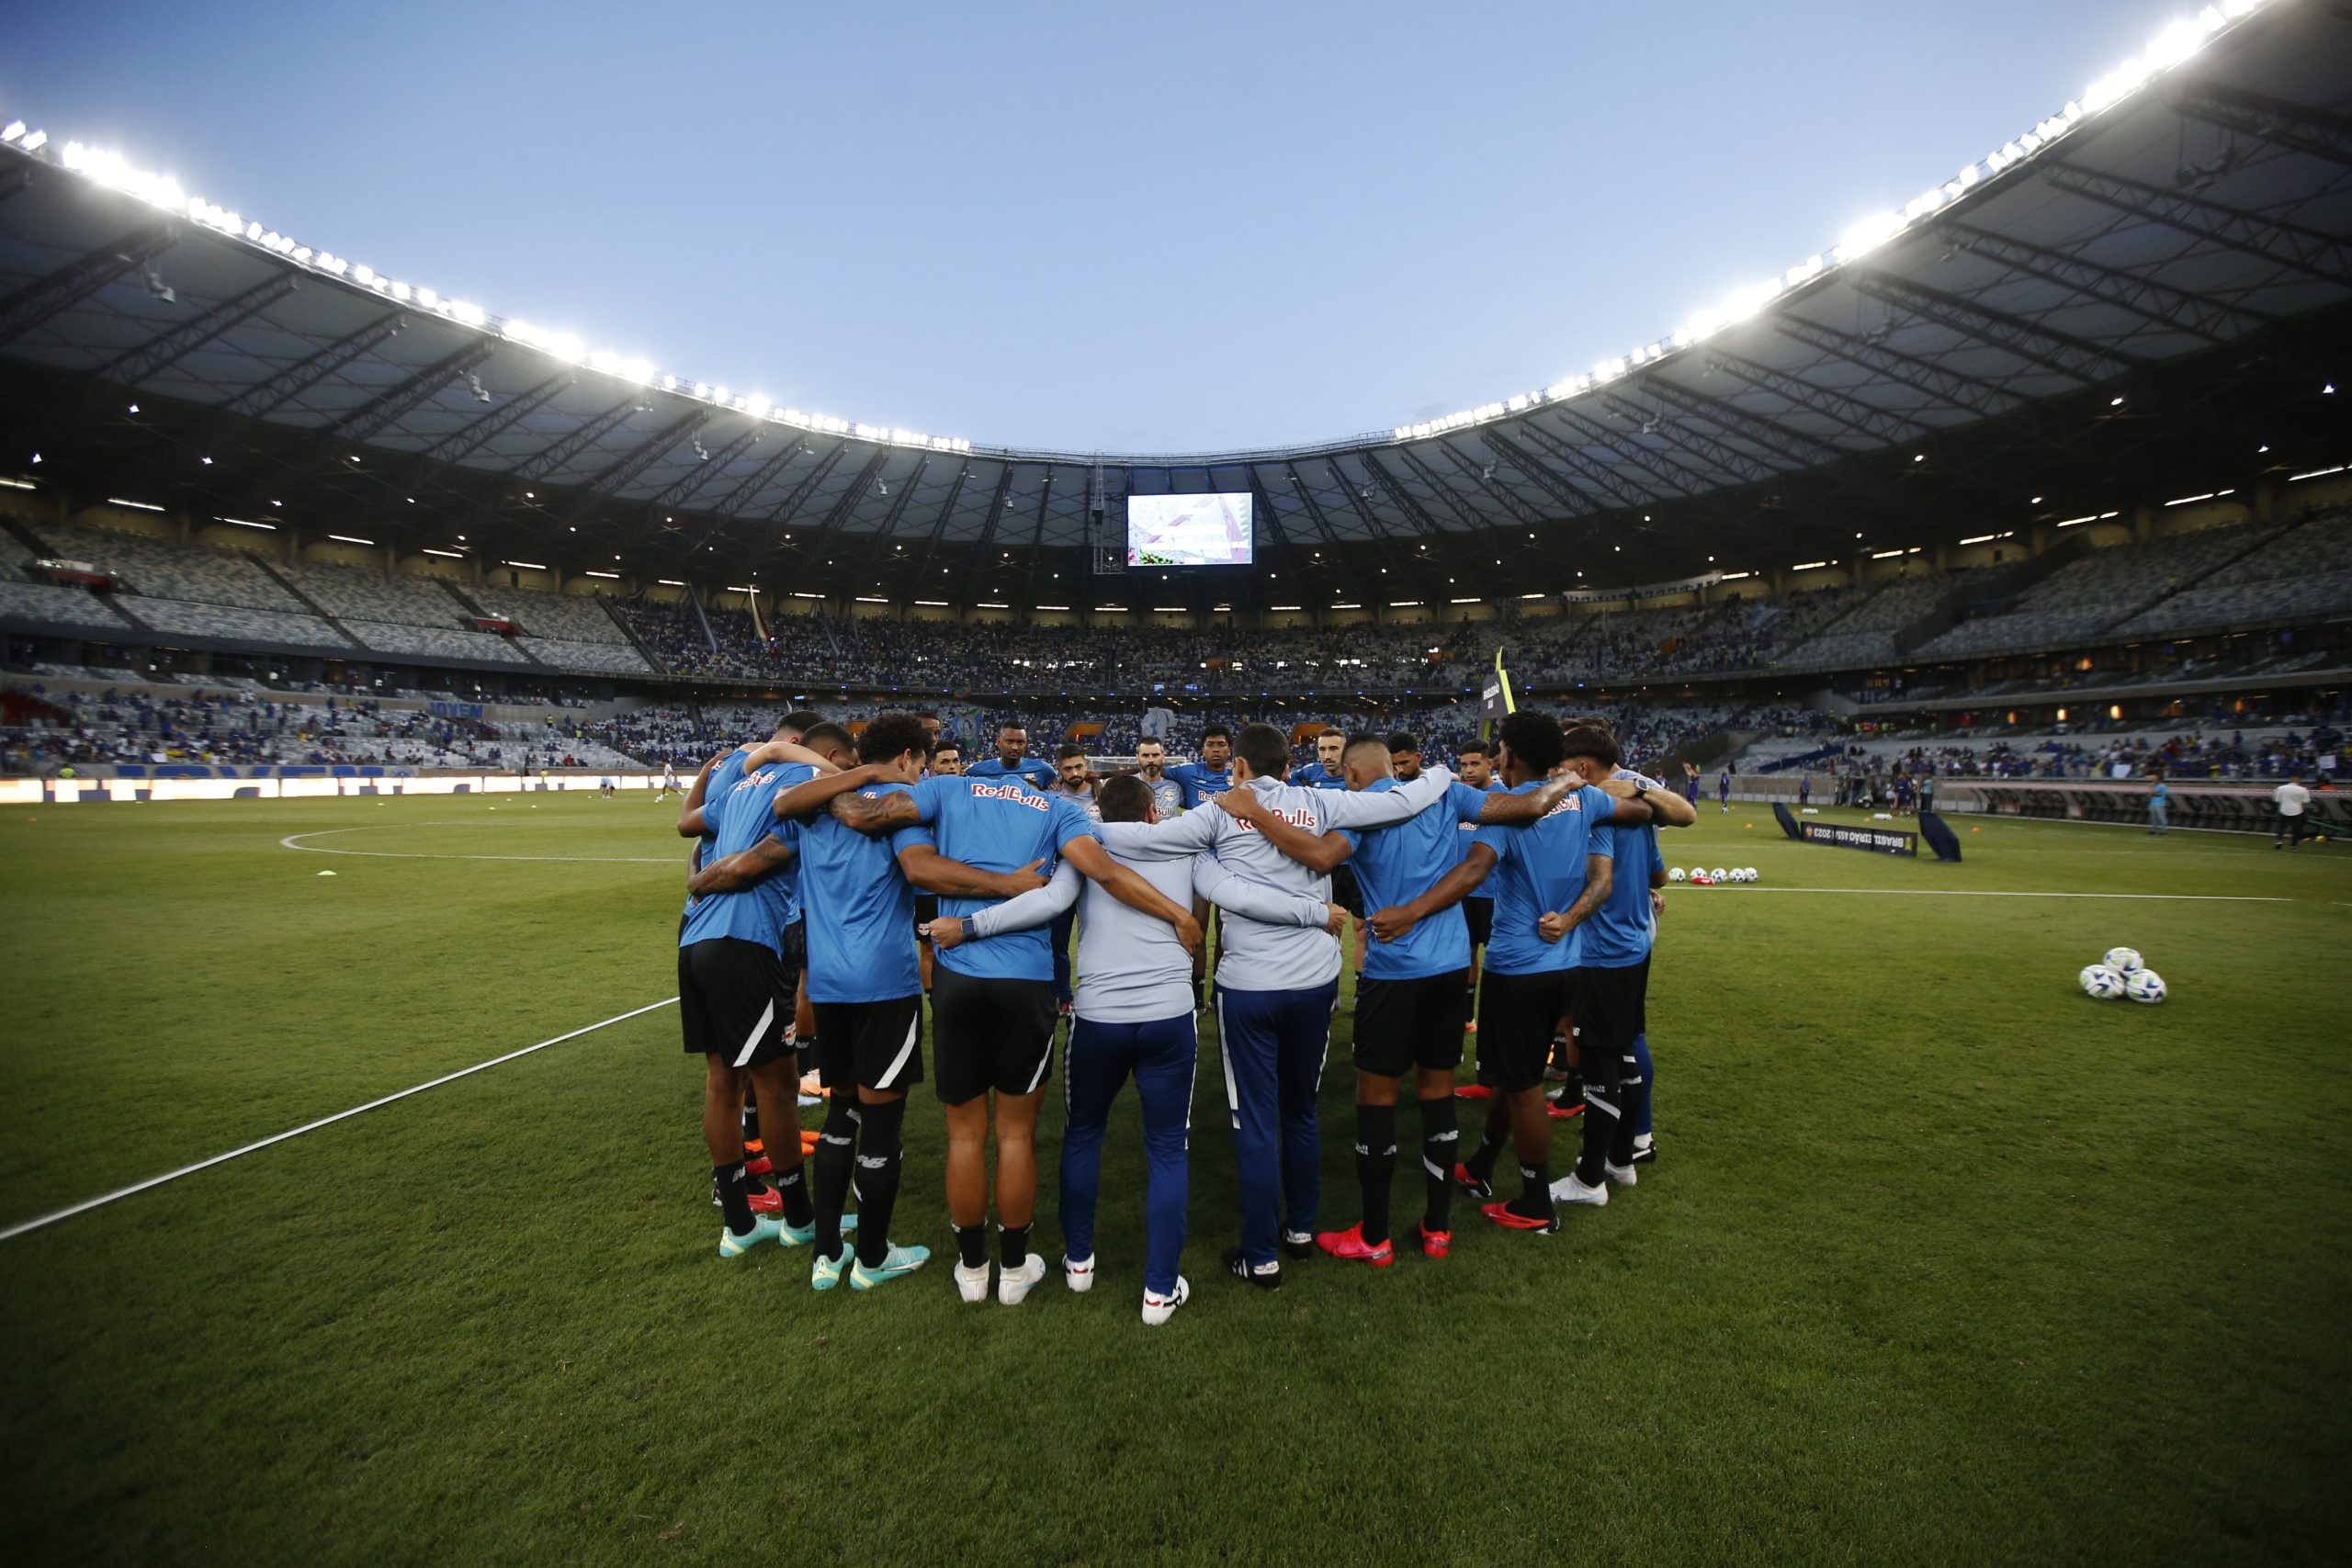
[
  {"left": 1234, "top": 722, "right": 1290, "bottom": 780},
  {"left": 1386, "top": 731, "right": 1420, "bottom": 756},
  {"left": 859, "top": 712, "right": 933, "bottom": 765},
  {"left": 801, "top": 721, "right": 854, "bottom": 756},
  {"left": 778, "top": 708, "right": 826, "bottom": 738},
  {"left": 1136, "top": 736, "right": 1165, "bottom": 750},
  {"left": 1498, "top": 710, "right": 1566, "bottom": 774},
  {"left": 1317, "top": 727, "right": 1346, "bottom": 740},
  {"left": 1097, "top": 773, "right": 1154, "bottom": 822},
  {"left": 1573, "top": 713, "right": 1614, "bottom": 736},
  {"left": 1056, "top": 742, "right": 1088, "bottom": 762},
  {"left": 1457, "top": 739, "right": 1490, "bottom": 760},
  {"left": 916, "top": 710, "right": 942, "bottom": 723},
  {"left": 1559, "top": 725, "right": 1622, "bottom": 770},
  {"left": 1342, "top": 733, "right": 1390, "bottom": 769},
  {"left": 998, "top": 721, "right": 1026, "bottom": 736},
  {"left": 1201, "top": 723, "right": 1231, "bottom": 741}
]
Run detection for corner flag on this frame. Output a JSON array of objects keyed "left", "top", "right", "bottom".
[{"left": 1480, "top": 648, "right": 1516, "bottom": 741}]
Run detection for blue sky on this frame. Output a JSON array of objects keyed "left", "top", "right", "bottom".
[{"left": 7, "top": 0, "right": 2179, "bottom": 454}]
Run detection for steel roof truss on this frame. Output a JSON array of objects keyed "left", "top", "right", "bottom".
[
  {"left": 1700, "top": 350, "right": 1928, "bottom": 445},
  {"left": 422, "top": 370, "right": 574, "bottom": 465},
  {"left": 2042, "top": 167, "right": 2352, "bottom": 287},
  {"left": 223, "top": 309, "right": 405, "bottom": 420},
  {"left": 2173, "top": 82, "right": 2352, "bottom": 168},
  {"left": 0, "top": 220, "right": 178, "bottom": 348},
  {"left": 1940, "top": 221, "right": 2267, "bottom": 345},
  {"left": 1849, "top": 272, "right": 2140, "bottom": 385},
  {"left": 98, "top": 272, "right": 298, "bottom": 386}
]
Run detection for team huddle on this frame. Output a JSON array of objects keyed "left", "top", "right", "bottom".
[{"left": 673, "top": 706, "right": 1693, "bottom": 1325}]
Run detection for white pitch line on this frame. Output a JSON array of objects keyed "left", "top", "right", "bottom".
[
  {"left": 0, "top": 997, "right": 679, "bottom": 1244},
  {"left": 280, "top": 825, "right": 676, "bottom": 864},
  {"left": 1670, "top": 886, "right": 2290, "bottom": 902}
]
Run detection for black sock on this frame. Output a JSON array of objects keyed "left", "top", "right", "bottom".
[
  {"left": 713, "top": 1160, "right": 756, "bottom": 1236},
  {"left": 1355, "top": 1104, "right": 1398, "bottom": 1246},
  {"left": 1578, "top": 1089, "right": 1621, "bottom": 1186},
  {"left": 1512, "top": 1161, "right": 1554, "bottom": 1220},
  {"left": 1001, "top": 1223, "right": 1031, "bottom": 1270},
  {"left": 811, "top": 1100, "right": 858, "bottom": 1260},
  {"left": 771, "top": 1159, "right": 813, "bottom": 1228},
  {"left": 1419, "top": 1096, "right": 1457, "bottom": 1232},
  {"left": 956, "top": 1224, "right": 989, "bottom": 1270},
  {"left": 741, "top": 1100, "right": 761, "bottom": 1145},
  {"left": 852, "top": 1098, "right": 906, "bottom": 1268},
  {"left": 1611, "top": 1050, "right": 1644, "bottom": 1167},
  {"left": 1466, "top": 1127, "right": 1507, "bottom": 1183}
]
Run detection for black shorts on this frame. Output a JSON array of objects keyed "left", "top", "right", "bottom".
[
  {"left": 678, "top": 938, "right": 796, "bottom": 1068},
  {"left": 1330, "top": 863, "right": 1365, "bottom": 919},
  {"left": 931, "top": 967, "right": 1058, "bottom": 1104},
  {"left": 912, "top": 893, "right": 939, "bottom": 932},
  {"left": 1571, "top": 963, "right": 1645, "bottom": 1058},
  {"left": 810, "top": 995, "right": 925, "bottom": 1093},
  {"left": 1463, "top": 896, "right": 1493, "bottom": 950},
  {"left": 781, "top": 918, "right": 807, "bottom": 972},
  {"left": 1353, "top": 970, "right": 1468, "bottom": 1077},
  {"left": 1475, "top": 968, "right": 1573, "bottom": 1094}
]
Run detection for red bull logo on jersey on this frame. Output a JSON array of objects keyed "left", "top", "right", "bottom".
[
  {"left": 1544, "top": 793, "right": 1585, "bottom": 819},
  {"left": 969, "top": 780, "right": 1051, "bottom": 811},
  {"left": 1228, "top": 806, "right": 1321, "bottom": 833}
]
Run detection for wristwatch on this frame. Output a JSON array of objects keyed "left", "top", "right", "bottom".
[
  {"left": 1632, "top": 778, "right": 1653, "bottom": 797},
  {"left": 958, "top": 917, "right": 978, "bottom": 942}
]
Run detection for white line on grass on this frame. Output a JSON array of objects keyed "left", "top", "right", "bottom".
[
  {"left": 0, "top": 997, "right": 679, "bottom": 1244},
  {"left": 281, "top": 825, "right": 677, "bottom": 864},
  {"left": 1671, "top": 886, "right": 2290, "bottom": 902}
]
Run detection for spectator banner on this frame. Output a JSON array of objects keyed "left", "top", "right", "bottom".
[
  {"left": 428, "top": 700, "right": 484, "bottom": 720},
  {"left": 1800, "top": 821, "right": 1918, "bottom": 856}
]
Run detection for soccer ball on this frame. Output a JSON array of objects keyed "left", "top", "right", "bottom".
[
  {"left": 2079, "top": 964, "right": 2126, "bottom": 998},
  {"left": 1685, "top": 867, "right": 1704, "bottom": 882},
  {"left": 1745, "top": 867, "right": 1762, "bottom": 884},
  {"left": 1691, "top": 871, "right": 1713, "bottom": 885},
  {"left": 2103, "top": 946, "right": 2143, "bottom": 973},
  {"left": 1710, "top": 868, "right": 1727, "bottom": 883},
  {"left": 1727, "top": 867, "right": 1746, "bottom": 883},
  {"left": 2125, "top": 969, "right": 2167, "bottom": 1004},
  {"left": 1668, "top": 867, "right": 1687, "bottom": 883}
]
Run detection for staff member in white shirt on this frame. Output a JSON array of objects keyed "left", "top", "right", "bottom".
[{"left": 2272, "top": 775, "right": 2313, "bottom": 849}]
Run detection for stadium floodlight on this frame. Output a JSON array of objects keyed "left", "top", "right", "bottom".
[
  {"left": 2163, "top": 490, "right": 2233, "bottom": 506},
  {"left": 1791, "top": 560, "right": 1829, "bottom": 571},
  {"left": 0, "top": 477, "right": 35, "bottom": 491},
  {"left": 1519, "top": 592, "right": 1545, "bottom": 600},
  {"left": 422, "top": 547, "right": 464, "bottom": 558},
  {"left": 584, "top": 570, "right": 620, "bottom": 579},
  {"left": 1036, "top": 604, "right": 1069, "bottom": 611},
  {"left": 327, "top": 533, "right": 375, "bottom": 545},
  {"left": 2289, "top": 465, "right": 2347, "bottom": 482},
  {"left": 1389, "top": 600, "right": 1422, "bottom": 607},
  {"left": 107, "top": 498, "right": 164, "bottom": 512},
  {"left": 217, "top": 516, "right": 277, "bottom": 530},
  {"left": 501, "top": 559, "right": 549, "bottom": 570},
  {"left": 1450, "top": 596, "right": 1482, "bottom": 604},
  {"left": 0, "top": 121, "right": 23, "bottom": 143},
  {"left": 855, "top": 595, "right": 890, "bottom": 604}
]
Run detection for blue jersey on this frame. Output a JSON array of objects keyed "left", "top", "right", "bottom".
[
  {"left": 1293, "top": 761, "right": 1348, "bottom": 792},
  {"left": 1339, "top": 777, "right": 1493, "bottom": 979},
  {"left": 1166, "top": 760, "right": 1232, "bottom": 809},
  {"left": 902, "top": 774, "right": 1099, "bottom": 982},
  {"left": 967, "top": 756, "right": 1057, "bottom": 792},
  {"left": 1473, "top": 781, "right": 1618, "bottom": 975},
  {"left": 680, "top": 757, "right": 812, "bottom": 953},
  {"left": 785, "top": 781, "right": 928, "bottom": 1003},
  {"left": 1455, "top": 778, "right": 1499, "bottom": 896},
  {"left": 1135, "top": 772, "right": 1185, "bottom": 819},
  {"left": 1580, "top": 770, "right": 1663, "bottom": 968}
]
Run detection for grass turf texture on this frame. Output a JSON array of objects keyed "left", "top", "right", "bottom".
[{"left": 1, "top": 794, "right": 2347, "bottom": 1566}]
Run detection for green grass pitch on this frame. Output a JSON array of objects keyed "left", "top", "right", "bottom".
[{"left": 1, "top": 792, "right": 2346, "bottom": 1565}]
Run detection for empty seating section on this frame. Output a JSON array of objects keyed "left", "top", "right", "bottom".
[
  {"left": 464, "top": 583, "right": 631, "bottom": 642},
  {"left": 275, "top": 558, "right": 466, "bottom": 626},
  {"left": 2114, "top": 511, "right": 2352, "bottom": 637},
  {"left": 116, "top": 598, "right": 352, "bottom": 648},
  {"left": 33, "top": 523, "right": 305, "bottom": 612},
  {"left": 520, "top": 637, "right": 650, "bottom": 673},
  {"left": 1777, "top": 575, "right": 1950, "bottom": 670},
  {"left": 340, "top": 619, "right": 529, "bottom": 663},
  {"left": 1914, "top": 527, "right": 2260, "bottom": 659},
  {"left": 0, "top": 580, "right": 131, "bottom": 631}
]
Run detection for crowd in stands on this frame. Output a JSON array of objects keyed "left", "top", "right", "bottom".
[{"left": 0, "top": 686, "right": 643, "bottom": 773}]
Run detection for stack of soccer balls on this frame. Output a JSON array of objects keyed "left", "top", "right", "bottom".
[
  {"left": 1671, "top": 866, "right": 1759, "bottom": 885},
  {"left": 2079, "top": 946, "right": 2166, "bottom": 1003}
]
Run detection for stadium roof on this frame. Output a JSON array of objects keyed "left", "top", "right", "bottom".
[{"left": 0, "top": 0, "right": 2347, "bottom": 613}]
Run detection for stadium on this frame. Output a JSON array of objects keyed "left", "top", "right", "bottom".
[{"left": 1, "top": 1, "right": 2347, "bottom": 1562}]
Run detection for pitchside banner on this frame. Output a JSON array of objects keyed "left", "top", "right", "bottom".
[{"left": 1804, "top": 821, "right": 1917, "bottom": 855}]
